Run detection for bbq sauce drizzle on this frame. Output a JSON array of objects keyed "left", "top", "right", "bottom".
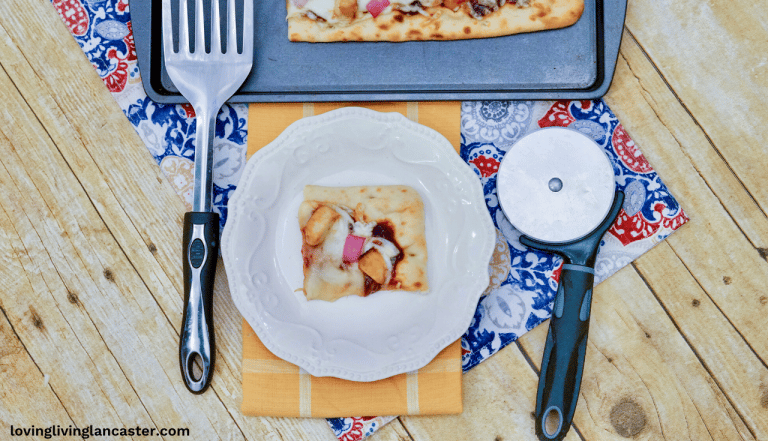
[{"left": 362, "top": 220, "right": 405, "bottom": 296}]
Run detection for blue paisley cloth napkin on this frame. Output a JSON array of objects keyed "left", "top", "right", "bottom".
[{"left": 51, "top": 1, "right": 688, "bottom": 440}]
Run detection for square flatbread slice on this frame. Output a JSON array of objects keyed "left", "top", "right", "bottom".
[{"left": 299, "top": 185, "right": 429, "bottom": 302}]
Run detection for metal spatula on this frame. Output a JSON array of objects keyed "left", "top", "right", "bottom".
[{"left": 161, "top": 0, "right": 253, "bottom": 394}]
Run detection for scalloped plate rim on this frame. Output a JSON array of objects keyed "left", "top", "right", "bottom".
[{"left": 222, "top": 107, "right": 495, "bottom": 381}]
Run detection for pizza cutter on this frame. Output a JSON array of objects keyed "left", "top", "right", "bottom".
[{"left": 497, "top": 127, "right": 624, "bottom": 441}]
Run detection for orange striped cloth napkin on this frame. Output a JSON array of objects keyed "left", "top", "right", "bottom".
[{"left": 241, "top": 101, "right": 464, "bottom": 418}]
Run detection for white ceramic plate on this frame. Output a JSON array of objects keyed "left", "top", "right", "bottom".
[{"left": 222, "top": 107, "right": 495, "bottom": 381}]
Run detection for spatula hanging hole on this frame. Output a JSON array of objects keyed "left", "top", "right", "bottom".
[
  {"left": 548, "top": 177, "right": 563, "bottom": 192},
  {"left": 187, "top": 352, "right": 204, "bottom": 382},
  {"left": 542, "top": 406, "right": 563, "bottom": 439}
]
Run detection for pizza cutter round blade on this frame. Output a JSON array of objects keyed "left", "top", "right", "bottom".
[
  {"left": 497, "top": 127, "right": 625, "bottom": 441},
  {"left": 497, "top": 127, "right": 616, "bottom": 243}
]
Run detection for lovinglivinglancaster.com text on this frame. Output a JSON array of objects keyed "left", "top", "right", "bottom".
[{"left": 9, "top": 424, "right": 190, "bottom": 439}]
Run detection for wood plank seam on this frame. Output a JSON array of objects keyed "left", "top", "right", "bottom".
[
  {"left": 631, "top": 262, "right": 759, "bottom": 440},
  {"left": 52, "top": 284, "right": 166, "bottom": 435},
  {"left": 50, "top": 305, "right": 134, "bottom": 429},
  {"left": 608, "top": 35, "right": 768, "bottom": 439},
  {"left": 616, "top": 52, "right": 742, "bottom": 224},
  {"left": 514, "top": 340, "right": 541, "bottom": 375},
  {"left": 69, "top": 267, "right": 241, "bottom": 438},
  {"left": 1, "top": 25, "right": 363, "bottom": 441},
  {"left": 513, "top": 340, "right": 588, "bottom": 440},
  {"left": 0, "top": 304, "right": 78, "bottom": 426},
  {"left": 517, "top": 262, "right": 756, "bottom": 439},
  {"left": 0, "top": 198, "right": 38, "bottom": 295},
  {"left": 587, "top": 350, "right": 654, "bottom": 438},
  {"left": 688, "top": 399, "right": 718, "bottom": 441},
  {"left": 32, "top": 179, "right": 248, "bottom": 437},
  {"left": 516, "top": 337, "right": 594, "bottom": 440},
  {"left": 0, "top": 76, "right": 239, "bottom": 440},
  {"left": 623, "top": 27, "right": 768, "bottom": 222},
  {"left": 569, "top": 419, "right": 586, "bottom": 440},
  {"left": 631, "top": 361, "right": 668, "bottom": 440},
  {"left": 215, "top": 384, "right": 248, "bottom": 440},
  {"left": 2, "top": 18, "right": 195, "bottom": 354},
  {"left": 1, "top": 22, "right": 187, "bottom": 302},
  {"left": 572, "top": 392, "right": 604, "bottom": 439},
  {"left": 638, "top": 248, "right": 768, "bottom": 373},
  {"left": 2, "top": 42, "right": 232, "bottom": 422},
  {"left": 0, "top": 145, "right": 165, "bottom": 434},
  {"left": 395, "top": 417, "right": 416, "bottom": 441},
  {"left": 620, "top": 31, "right": 768, "bottom": 242},
  {"left": 0, "top": 64, "right": 178, "bottom": 326},
  {"left": 29, "top": 134, "right": 185, "bottom": 335}
]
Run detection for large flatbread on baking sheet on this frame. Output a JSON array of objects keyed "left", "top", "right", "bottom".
[{"left": 287, "top": 0, "right": 584, "bottom": 42}]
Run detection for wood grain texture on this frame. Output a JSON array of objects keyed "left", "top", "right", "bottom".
[
  {"left": 605, "top": 26, "right": 768, "bottom": 440},
  {"left": 0, "top": 63, "right": 237, "bottom": 440},
  {"left": 517, "top": 267, "right": 751, "bottom": 440},
  {"left": 399, "top": 340, "right": 580, "bottom": 441},
  {"left": 0, "top": 0, "right": 413, "bottom": 439},
  {"left": 1, "top": 0, "right": 768, "bottom": 439},
  {"left": 624, "top": 0, "right": 768, "bottom": 217},
  {"left": 606, "top": 37, "right": 768, "bottom": 359},
  {"left": 0, "top": 306, "right": 75, "bottom": 435}
]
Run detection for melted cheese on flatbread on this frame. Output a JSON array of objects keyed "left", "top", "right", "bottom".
[
  {"left": 286, "top": 0, "right": 583, "bottom": 42},
  {"left": 299, "top": 185, "right": 429, "bottom": 302}
]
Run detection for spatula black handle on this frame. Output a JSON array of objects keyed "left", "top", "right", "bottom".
[
  {"left": 180, "top": 212, "right": 219, "bottom": 394},
  {"left": 534, "top": 264, "right": 594, "bottom": 440}
]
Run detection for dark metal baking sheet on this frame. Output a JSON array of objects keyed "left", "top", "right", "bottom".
[{"left": 131, "top": 0, "right": 626, "bottom": 102}]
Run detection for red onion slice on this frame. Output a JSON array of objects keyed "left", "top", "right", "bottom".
[
  {"left": 342, "top": 235, "right": 367, "bottom": 264},
  {"left": 366, "top": 0, "right": 390, "bottom": 17},
  {"left": 291, "top": 0, "right": 309, "bottom": 7}
]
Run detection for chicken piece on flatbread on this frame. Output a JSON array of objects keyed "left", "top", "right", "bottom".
[{"left": 299, "top": 185, "right": 429, "bottom": 302}]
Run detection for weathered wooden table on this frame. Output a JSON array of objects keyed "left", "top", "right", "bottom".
[{"left": 1, "top": 0, "right": 767, "bottom": 439}]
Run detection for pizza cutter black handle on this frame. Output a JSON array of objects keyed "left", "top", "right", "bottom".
[
  {"left": 180, "top": 212, "right": 219, "bottom": 394},
  {"left": 521, "top": 190, "right": 624, "bottom": 440},
  {"left": 533, "top": 266, "right": 594, "bottom": 440}
]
